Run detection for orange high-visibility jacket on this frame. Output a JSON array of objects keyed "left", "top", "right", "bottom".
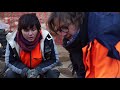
[
  {"left": 20, "top": 43, "right": 42, "bottom": 69},
  {"left": 82, "top": 39, "right": 120, "bottom": 78}
]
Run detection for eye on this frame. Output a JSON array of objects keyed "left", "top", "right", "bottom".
[
  {"left": 32, "top": 29, "right": 37, "bottom": 31},
  {"left": 23, "top": 29, "right": 29, "bottom": 32},
  {"left": 60, "top": 26, "right": 68, "bottom": 29},
  {"left": 56, "top": 28, "right": 62, "bottom": 32},
  {"left": 60, "top": 26, "right": 69, "bottom": 32}
]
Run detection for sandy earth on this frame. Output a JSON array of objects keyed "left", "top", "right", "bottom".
[{"left": 56, "top": 45, "right": 75, "bottom": 78}]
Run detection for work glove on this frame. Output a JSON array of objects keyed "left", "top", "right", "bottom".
[
  {"left": 21, "top": 68, "right": 29, "bottom": 78},
  {"left": 27, "top": 69, "right": 39, "bottom": 78}
]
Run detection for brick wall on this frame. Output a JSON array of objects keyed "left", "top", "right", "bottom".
[
  {"left": 0, "top": 12, "right": 62, "bottom": 45},
  {"left": 0, "top": 12, "right": 50, "bottom": 30}
]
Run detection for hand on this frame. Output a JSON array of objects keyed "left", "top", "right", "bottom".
[
  {"left": 21, "top": 68, "right": 29, "bottom": 78},
  {"left": 27, "top": 69, "right": 39, "bottom": 78}
]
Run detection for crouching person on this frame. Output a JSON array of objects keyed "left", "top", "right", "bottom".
[{"left": 4, "top": 13, "right": 60, "bottom": 78}]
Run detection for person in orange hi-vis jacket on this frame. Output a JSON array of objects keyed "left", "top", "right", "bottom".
[
  {"left": 48, "top": 12, "right": 120, "bottom": 78},
  {"left": 5, "top": 13, "right": 60, "bottom": 78},
  {"left": 82, "top": 12, "right": 120, "bottom": 78}
]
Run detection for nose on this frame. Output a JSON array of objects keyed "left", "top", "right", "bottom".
[
  {"left": 61, "top": 32, "right": 67, "bottom": 36},
  {"left": 28, "top": 30, "right": 33, "bottom": 35}
]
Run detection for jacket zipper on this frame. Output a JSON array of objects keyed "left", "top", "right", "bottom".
[{"left": 30, "top": 52, "right": 32, "bottom": 69}]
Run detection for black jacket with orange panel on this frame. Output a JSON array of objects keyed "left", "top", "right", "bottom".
[{"left": 5, "top": 29, "right": 60, "bottom": 75}]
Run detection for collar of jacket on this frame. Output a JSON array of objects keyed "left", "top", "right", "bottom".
[{"left": 63, "top": 30, "right": 82, "bottom": 52}]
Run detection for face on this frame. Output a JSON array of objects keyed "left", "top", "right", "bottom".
[
  {"left": 21, "top": 27, "right": 38, "bottom": 42},
  {"left": 54, "top": 18, "right": 78, "bottom": 39}
]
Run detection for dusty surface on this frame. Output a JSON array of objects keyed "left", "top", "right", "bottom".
[{"left": 57, "top": 45, "right": 70, "bottom": 62}]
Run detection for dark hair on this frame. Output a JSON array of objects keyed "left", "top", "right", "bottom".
[
  {"left": 18, "top": 13, "right": 41, "bottom": 32},
  {"left": 48, "top": 12, "right": 85, "bottom": 34}
]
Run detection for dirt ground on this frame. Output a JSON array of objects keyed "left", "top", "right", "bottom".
[
  {"left": 0, "top": 45, "right": 74, "bottom": 78},
  {"left": 56, "top": 45, "right": 75, "bottom": 78}
]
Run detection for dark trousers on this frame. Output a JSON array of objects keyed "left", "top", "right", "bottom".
[{"left": 4, "top": 69, "right": 60, "bottom": 78}]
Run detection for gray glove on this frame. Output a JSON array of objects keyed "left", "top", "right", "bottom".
[
  {"left": 21, "top": 68, "right": 29, "bottom": 78},
  {"left": 27, "top": 69, "right": 39, "bottom": 78}
]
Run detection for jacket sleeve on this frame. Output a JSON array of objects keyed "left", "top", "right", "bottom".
[
  {"left": 5, "top": 43, "right": 28, "bottom": 74},
  {"left": 35, "top": 34, "right": 60, "bottom": 74}
]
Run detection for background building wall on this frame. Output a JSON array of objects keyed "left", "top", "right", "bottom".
[{"left": 0, "top": 12, "right": 62, "bottom": 45}]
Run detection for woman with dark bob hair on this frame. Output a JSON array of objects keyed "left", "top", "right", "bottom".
[{"left": 4, "top": 13, "right": 60, "bottom": 78}]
